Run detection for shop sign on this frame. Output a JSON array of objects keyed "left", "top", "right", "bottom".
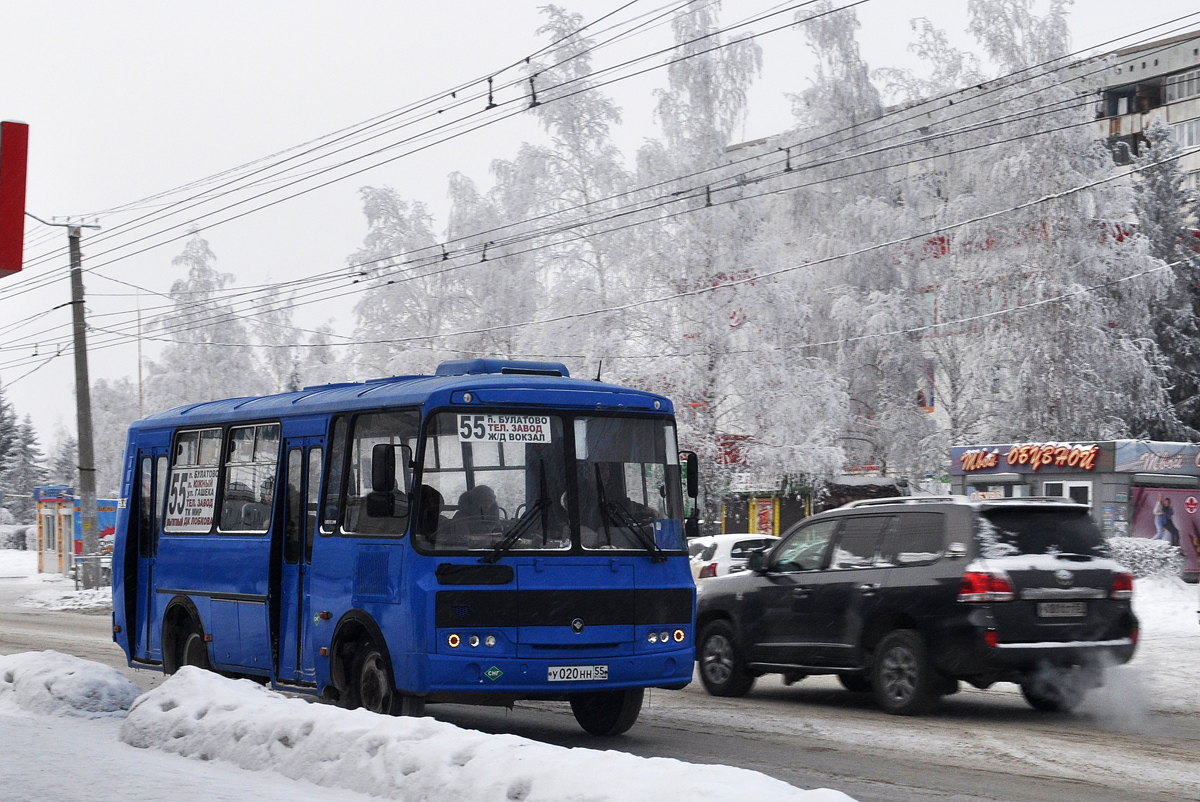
[
  {"left": 956, "top": 443, "right": 1099, "bottom": 474},
  {"left": 1113, "top": 441, "right": 1200, "bottom": 475}
]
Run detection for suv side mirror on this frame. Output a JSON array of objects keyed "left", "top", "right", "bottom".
[{"left": 747, "top": 550, "right": 767, "bottom": 573}]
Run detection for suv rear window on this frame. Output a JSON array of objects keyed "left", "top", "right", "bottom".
[
  {"left": 977, "top": 507, "right": 1107, "bottom": 557},
  {"left": 730, "top": 539, "right": 774, "bottom": 559}
]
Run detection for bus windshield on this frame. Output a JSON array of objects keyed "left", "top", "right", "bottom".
[
  {"left": 416, "top": 412, "right": 570, "bottom": 552},
  {"left": 575, "top": 416, "right": 683, "bottom": 552},
  {"left": 413, "top": 411, "right": 684, "bottom": 554}
]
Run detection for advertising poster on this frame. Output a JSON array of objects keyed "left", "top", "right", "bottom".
[
  {"left": 753, "top": 498, "right": 775, "bottom": 536},
  {"left": 1129, "top": 487, "right": 1200, "bottom": 572}
]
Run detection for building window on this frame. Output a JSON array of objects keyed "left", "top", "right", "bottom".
[
  {"left": 1171, "top": 118, "right": 1200, "bottom": 149},
  {"left": 1166, "top": 69, "right": 1200, "bottom": 103}
]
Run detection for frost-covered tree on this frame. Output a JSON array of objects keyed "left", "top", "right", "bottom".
[
  {"left": 350, "top": 188, "right": 446, "bottom": 375},
  {"left": 3, "top": 415, "right": 46, "bottom": 523},
  {"left": 1134, "top": 117, "right": 1200, "bottom": 434},
  {"left": 90, "top": 377, "right": 140, "bottom": 496},
  {"left": 255, "top": 287, "right": 303, "bottom": 393},
  {"left": 47, "top": 428, "right": 78, "bottom": 489},
  {"left": 144, "top": 233, "right": 264, "bottom": 411},
  {"left": 0, "top": 383, "right": 17, "bottom": 482}
]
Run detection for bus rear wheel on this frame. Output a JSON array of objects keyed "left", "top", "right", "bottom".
[
  {"left": 569, "top": 688, "right": 643, "bottom": 735},
  {"left": 171, "top": 619, "right": 212, "bottom": 674},
  {"left": 350, "top": 644, "right": 396, "bottom": 716}
]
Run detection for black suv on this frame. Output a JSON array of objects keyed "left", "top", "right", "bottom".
[{"left": 695, "top": 497, "right": 1138, "bottom": 714}]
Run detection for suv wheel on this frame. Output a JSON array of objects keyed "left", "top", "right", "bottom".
[
  {"left": 873, "top": 629, "right": 939, "bottom": 715},
  {"left": 698, "top": 620, "right": 755, "bottom": 697}
]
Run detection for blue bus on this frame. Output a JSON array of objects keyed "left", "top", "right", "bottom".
[{"left": 112, "top": 359, "right": 698, "bottom": 734}]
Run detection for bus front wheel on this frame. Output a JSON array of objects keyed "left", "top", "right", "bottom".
[
  {"left": 350, "top": 644, "right": 396, "bottom": 716},
  {"left": 569, "top": 688, "right": 643, "bottom": 735}
]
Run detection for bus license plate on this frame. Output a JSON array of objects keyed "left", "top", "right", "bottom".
[
  {"left": 548, "top": 665, "right": 609, "bottom": 682},
  {"left": 1037, "top": 601, "right": 1086, "bottom": 618}
]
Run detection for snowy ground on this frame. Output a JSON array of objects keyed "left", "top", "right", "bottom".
[
  {"left": 2, "top": 547, "right": 1198, "bottom": 801},
  {"left": 0, "top": 651, "right": 853, "bottom": 802},
  {"left": 0, "top": 550, "right": 112, "bottom": 612},
  {"left": 0, "top": 550, "right": 853, "bottom": 801}
]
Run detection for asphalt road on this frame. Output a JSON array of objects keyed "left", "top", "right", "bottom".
[{"left": 1, "top": 601, "right": 1195, "bottom": 802}]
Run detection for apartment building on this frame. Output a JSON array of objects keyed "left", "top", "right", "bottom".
[{"left": 1092, "top": 29, "right": 1200, "bottom": 187}]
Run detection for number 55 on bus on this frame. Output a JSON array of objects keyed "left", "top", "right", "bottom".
[{"left": 111, "top": 359, "right": 700, "bottom": 735}]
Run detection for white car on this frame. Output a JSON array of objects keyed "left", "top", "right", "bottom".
[{"left": 689, "top": 534, "right": 777, "bottom": 580}]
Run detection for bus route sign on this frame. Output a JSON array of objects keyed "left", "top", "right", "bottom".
[
  {"left": 163, "top": 467, "right": 219, "bottom": 532},
  {"left": 458, "top": 414, "right": 552, "bottom": 444}
]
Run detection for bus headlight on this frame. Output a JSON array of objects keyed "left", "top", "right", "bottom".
[
  {"left": 484, "top": 635, "right": 496, "bottom": 648},
  {"left": 468, "top": 634, "right": 480, "bottom": 648},
  {"left": 647, "top": 631, "right": 658, "bottom": 644},
  {"left": 673, "top": 629, "right": 685, "bottom": 643},
  {"left": 448, "top": 633, "right": 461, "bottom": 648}
]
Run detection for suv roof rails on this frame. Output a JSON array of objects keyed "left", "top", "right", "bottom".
[
  {"left": 975, "top": 496, "right": 1089, "bottom": 506},
  {"left": 841, "top": 495, "right": 971, "bottom": 509}
]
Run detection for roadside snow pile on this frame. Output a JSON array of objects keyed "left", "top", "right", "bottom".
[
  {"left": 1133, "top": 575, "right": 1198, "bottom": 636},
  {"left": 1125, "top": 575, "right": 1200, "bottom": 717},
  {"left": 18, "top": 584, "right": 112, "bottom": 613},
  {"left": 1109, "top": 537, "right": 1184, "bottom": 578},
  {"left": 121, "top": 667, "right": 855, "bottom": 802},
  {"left": 0, "top": 548, "right": 37, "bottom": 578},
  {"left": 0, "top": 651, "right": 141, "bottom": 718}
]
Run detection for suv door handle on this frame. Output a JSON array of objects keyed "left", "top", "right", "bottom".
[
  {"left": 792, "top": 586, "right": 812, "bottom": 598},
  {"left": 857, "top": 582, "right": 881, "bottom": 595}
]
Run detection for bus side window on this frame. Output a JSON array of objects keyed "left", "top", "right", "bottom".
[
  {"left": 305, "top": 447, "right": 322, "bottom": 562},
  {"left": 321, "top": 417, "right": 348, "bottom": 534},
  {"left": 138, "top": 457, "right": 152, "bottom": 558},
  {"left": 284, "top": 448, "right": 303, "bottom": 564},
  {"left": 219, "top": 423, "right": 280, "bottom": 533},
  {"left": 155, "top": 456, "right": 168, "bottom": 551}
]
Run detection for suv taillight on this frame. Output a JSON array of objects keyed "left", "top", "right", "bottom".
[
  {"left": 698, "top": 563, "right": 718, "bottom": 579},
  {"left": 1110, "top": 571, "right": 1133, "bottom": 601},
  {"left": 958, "top": 570, "right": 1015, "bottom": 602}
]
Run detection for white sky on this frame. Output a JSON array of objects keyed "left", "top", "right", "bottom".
[{"left": 2, "top": 0, "right": 1198, "bottom": 447}]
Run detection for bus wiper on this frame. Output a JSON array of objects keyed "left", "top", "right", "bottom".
[
  {"left": 603, "top": 497, "right": 667, "bottom": 563},
  {"left": 482, "top": 499, "right": 546, "bottom": 564},
  {"left": 483, "top": 462, "right": 552, "bottom": 564}
]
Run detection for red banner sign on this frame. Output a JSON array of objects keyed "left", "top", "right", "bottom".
[{"left": 0, "top": 120, "right": 29, "bottom": 279}]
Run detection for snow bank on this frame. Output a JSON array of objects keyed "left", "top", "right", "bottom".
[
  {"left": 1133, "top": 575, "right": 1198, "bottom": 636},
  {"left": 1109, "top": 537, "right": 1184, "bottom": 578},
  {"left": 0, "top": 548, "right": 37, "bottom": 578},
  {"left": 121, "top": 668, "right": 854, "bottom": 802},
  {"left": 0, "top": 650, "right": 142, "bottom": 718}
]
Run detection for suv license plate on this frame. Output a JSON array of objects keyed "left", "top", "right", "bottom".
[
  {"left": 548, "top": 665, "right": 609, "bottom": 682},
  {"left": 1037, "top": 601, "right": 1086, "bottom": 618}
]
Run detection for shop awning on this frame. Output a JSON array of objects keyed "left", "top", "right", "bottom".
[
  {"left": 966, "top": 472, "right": 1024, "bottom": 484},
  {"left": 1131, "top": 473, "right": 1200, "bottom": 488}
]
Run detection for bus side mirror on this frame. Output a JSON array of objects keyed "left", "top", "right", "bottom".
[
  {"left": 681, "top": 451, "right": 699, "bottom": 498},
  {"left": 372, "top": 444, "right": 396, "bottom": 492}
]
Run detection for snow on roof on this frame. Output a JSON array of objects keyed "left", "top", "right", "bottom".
[{"left": 120, "top": 667, "right": 854, "bottom": 802}]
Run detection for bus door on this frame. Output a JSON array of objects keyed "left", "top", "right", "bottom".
[
  {"left": 133, "top": 451, "right": 169, "bottom": 661},
  {"left": 277, "top": 438, "right": 324, "bottom": 683}
]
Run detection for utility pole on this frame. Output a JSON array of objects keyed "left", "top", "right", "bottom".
[{"left": 26, "top": 212, "right": 103, "bottom": 589}]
